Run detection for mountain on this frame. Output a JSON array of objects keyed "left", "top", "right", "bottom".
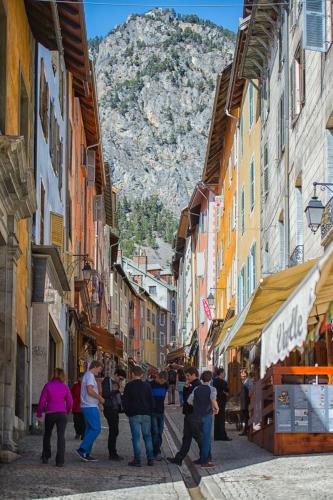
[{"left": 91, "top": 9, "right": 235, "bottom": 215}]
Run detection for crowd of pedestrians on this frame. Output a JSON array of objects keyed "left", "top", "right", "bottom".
[{"left": 36, "top": 362, "right": 252, "bottom": 468}]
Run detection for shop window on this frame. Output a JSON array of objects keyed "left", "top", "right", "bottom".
[{"left": 0, "top": 0, "right": 7, "bottom": 134}]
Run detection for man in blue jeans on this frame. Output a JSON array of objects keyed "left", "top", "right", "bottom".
[
  {"left": 187, "top": 370, "right": 219, "bottom": 468},
  {"left": 76, "top": 361, "right": 104, "bottom": 462},
  {"left": 150, "top": 371, "right": 168, "bottom": 460},
  {"left": 123, "top": 365, "right": 154, "bottom": 467}
]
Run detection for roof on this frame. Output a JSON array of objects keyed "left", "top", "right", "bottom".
[
  {"left": 122, "top": 257, "right": 176, "bottom": 291},
  {"left": 147, "top": 264, "right": 162, "bottom": 271},
  {"left": 202, "top": 64, "right": 232, "bottom": 187},
  {"left": 113, "top": 264, "right": 142, "bottom": 298},
  {"left": 239, "top": 0, "right": 280, "bottom": 80},
  {"left": 25, "top": 0, "right": 57, "bottom": 50},
  {"left": 226, "top": 18, "right": 249, "bottom": 112},
  {"left": 172, "top": 207, "right": 190, "bottom": 279}
]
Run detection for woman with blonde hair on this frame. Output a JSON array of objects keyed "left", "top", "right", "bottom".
[{"left": 37, "top": 368, "right": 73, "bottom": 467}]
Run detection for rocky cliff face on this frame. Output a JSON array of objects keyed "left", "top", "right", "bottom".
[{"left": 93, "top": 9, "right": 235, "bottom": 214}]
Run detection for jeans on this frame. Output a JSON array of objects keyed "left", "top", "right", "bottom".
[
  {"left": 80, "top": 407, "right": 101, "bottom": 455},
  {"left": 42, "top": 412, "right": 67, "bottom": 465},
  {"left": 174, "top": 414, "right": 202, "bottom": 464},
  {"left": 200, "top": 415, "right": 212, "bottom": 464},
  {"left": 129, "top": 415, "right": 153, "bottom": 461},
  {"left": 168, "top": 384, "right": 176, "bottom": 404},
  {"left": 104, "top": 409, "right": 119, "bottom": 456},
  {"left": 151, "top": 413, "right": 164, "bottom": 455},
  {"left": 73, "top": 412, "right": 85, "bottom": 439}
]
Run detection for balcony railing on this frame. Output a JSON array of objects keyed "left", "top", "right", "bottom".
[
  {"left": 289, "top": 245, "right": 304, "bottom": 267},
  {"left": 321, "top": 197, "right": 333, "bottom": 245}
]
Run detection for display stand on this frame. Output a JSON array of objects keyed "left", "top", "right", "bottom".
[{"left": 249, "top": 366, "right": 333, "bottom": 455}]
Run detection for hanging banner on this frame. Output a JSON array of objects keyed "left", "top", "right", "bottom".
[
  {"left": 260, "top": 267, "right": 320, "bottom": 378},
  {"left": 202, "top": 298, "right": 212, "bottom": 320}
]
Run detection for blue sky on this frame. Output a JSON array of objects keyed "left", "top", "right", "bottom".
[{"left": 85, "top": 0, "right": 243, "bottom": 39}]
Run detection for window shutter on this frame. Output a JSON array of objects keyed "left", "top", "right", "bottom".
[
  {"left": 300, "top": 49, "right": 306, "bottom": 104},
  {"left": 249, "top": 82, "right": 254, "bottom": 128},
  {"left": 93, "top": 194, "right": 105, "bottom": 222},
  {"left": 81, "top": 145, "right": 87, "bottom": 166},
  {"left": 50, "top": 212, "right": 64, "bottom": 251},
  {"left": 326, "top": 130, "right": 333, "bottom": 201},
  {"left": 241, "top": 189, "right": 245, "bottom": 234},
  {"left": 264, "top": 144, "right": 269, "bottom": 194},
  {"left": 87, "top": 150, "right": 96, "bottom": 186},
  {"left": 250, "top": 159, "right": 255, "bottom": 210},
  {"left": 303, "top": 0, "right": 326, "bottom": 52},
  {"left": 246, "top": 256, "right": 250, "bottom": 300},
  {"left": 279, "top": 221, "right": 285, "bottom": 269},
  {"left": 252, "top": 243, "right": 256, "bottom": 290},
  {"left": 295, "top": 187, "right": 304, "bottom": 246}
]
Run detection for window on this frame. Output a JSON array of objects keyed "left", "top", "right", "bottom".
[
  {"left": 160, "top": 312, "right": 166, "bottom": 326},
  {"left": 171, "top": 299, "right": 176, "bottom": 314},
  {"left": 50, "top": 212, "right": 63, "bottom": 251},
  {"left": 19, "top": 73, "right": 29, "bottom": 155},
  {"left": 171, "top": 320, "right": 176, "bottom": 342},
  {"left": 160, "top": 332, "right": 166, "bottom": 347},
  {"left": 228, "top": 209, "right": 231, "bottom": 247},
  {"left": 249, "top": 243, "right": 256, "bottom": 295},
  {"left": 279, "top": 217, "right": 285, "bottom": 270},
  {"left": 240, "top": 116, "right": 244, "bottom": 158},
  {"left": 0, "top": 1, "right": 6, "bottom": 134},
  {"left": 40, "top": 181, "right": 45, "bottom": 245},
  {"left": 39, "top": 60, "right": 49, "bottom": 141},
  {"left": 152, "top": 313, "right": 155, "bottom": 326},
  {"left": 152, "top": 331, "right": 155, "bottom": 344},
  {"left": 147, "top": 308, "right": 151, "bottom": 322},
  {"left": 238, "top": 266, "right": 245, "bottom": 312},
  {"left": 250, "top": 158, "right": 255, "bottom": 211},
  {"left": 290, "top": 44, "right": 305, "bottom": 122},
  {"left": 149, "top": 285, "right": 157, "bottom": 295},
  {"left": 232, "top": 193, "right": 237, "bottom": 229},
  {"left": 160, "top": 353, "right": 165, "bottom": 367},
  {"left": 232, "top": 257, "right": 237, "bottom": 296},
  {"left": 241, "top": 188, "right": 245, "bottom": 235},
  {"left": 295, "top": 186, "right": 304, "bottom": 246},
  {"left": 249, "top": 82, "right": 254, "bottom": 129},
  {"left": 278, "top": 93, "right": 285, "bottom": 156},
  {"left": 303, "top": 0, "right": 326, "bottom": 51},
  {"left": 147, "top": 327, "right": 151, "bottom": 340},
  {"left": 263, "top": 144, "right": 269, "bottom": 196}
]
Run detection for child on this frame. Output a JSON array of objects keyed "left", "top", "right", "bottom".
[{"left": 150, "top": 371, "right": 168, "bottom": 460}]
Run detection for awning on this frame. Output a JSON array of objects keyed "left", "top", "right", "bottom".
[
  {"left": 261, "top": 248, "right": 333, "bottom": 377},
  {"left": 214, "top": 317, "right": 236, "bottom": 348},
  {"left": 221, "top": 259, "right": 318, "bottom": 353},
  {"left": 84, "top": 325, "right": 123, "bottom": 358},
  {"left": 167, "top": 347, "right": 186, "bottom": 363}
]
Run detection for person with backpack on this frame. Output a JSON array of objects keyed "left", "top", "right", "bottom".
[
  {"left": 102, "top": 368, "right": 126, "bottom": 460},
  {"left": 150, "top": 371, "right": 168, "bottom": 460},
  {"left": 167, "top": 365, "right": 177, "bottom": 404}
]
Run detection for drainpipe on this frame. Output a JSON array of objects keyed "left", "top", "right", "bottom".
[{"left": 284, "top": 6, "right": 290, "bottom": 267}]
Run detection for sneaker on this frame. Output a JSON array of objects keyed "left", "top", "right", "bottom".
[
  {"left": 86, "top": 455, "right": 98, "bottom": 462},
  {"left": 147, "top": 459, "right": 154, "bottom": 466},
  {"left": 128, "top": 459, "right": 141, "bottom": 467},
  {"left": 193, "top": 458, "right": 201, "bottom": 465},
  {"left": 154, "top": 453, "right": 162, "bottom": 461},
  {"left": 56, "top": 463, "right": 64, "bottom": 467},
  {"left": 167, "top": 457, "right": 182, "bottom": 465},
  {"left": 109, "top": 453, "right": 124, "bottom": 461},
  {"left": 201, "top": 462, "right": 215, "bottom": 468},
  {"left": 76, "top": 448, "right": 89, "bottom": 462}
]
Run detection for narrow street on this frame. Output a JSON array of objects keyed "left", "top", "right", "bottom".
[{"left": 2, "top": 406, "right": 333, "bottom": 499}]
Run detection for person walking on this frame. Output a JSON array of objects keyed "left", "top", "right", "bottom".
[
  {"left": 176, "top": 367, "right": 186, "bottom": 407},
  {"left": 167, "top": 365, "right": 177, "bottom": 404},
  {"left": 213, "top": 368, "right": 231, "bottom": 441},
  {"left": 76, "top": 361, "right": 104, "bottom": 462},
  {"left": 37, "top": 368, "right": 73, "bottom": 467},
  {"left": 71, "top": 377, "right": 85, "bottom": 440},
  {"left": 123, "top": 365, "right": 154, "bottom": 467},
  {"left": 187, "top": 371, "right": 219, "bottom": 468},
  {"left": 150, "top": 371, "right": 168, "bottom": 460},
  {"left": 239, "top": 369, "right": 251, "bottom": 436},
  {"left": 101, "top": 367, "right": 126, "bottom": 461},
  {"left": 167, "top": 366, "right": 202, "bottom": 466}
]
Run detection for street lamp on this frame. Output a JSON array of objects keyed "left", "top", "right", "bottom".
[
  {"left": 82, "top": 261, "right": 92, "bottom": 282},
  {"left": 305, "top": 182, "right": 333, "bottom": 234},
  {"left": 207, "top": 292, "right": 215, "bottom": 308}
]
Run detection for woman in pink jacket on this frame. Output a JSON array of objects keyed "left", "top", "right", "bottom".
[{"left": 37, "top": 368, "right": 73, "bottom": 467}]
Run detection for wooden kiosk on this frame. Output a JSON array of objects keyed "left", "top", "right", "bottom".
[{"left": 249, "top": 365, "right": 333, "bottom": 455}]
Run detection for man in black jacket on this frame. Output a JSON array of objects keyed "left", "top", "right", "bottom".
[
  {"left": 213, "top": 368, "right": 231, "bottom": 441},
  {"left": 123, "top": 366, "right": 154, "bottom": 467},
  {"left": 167, "top": 366, "right": 202, "bottom": 466},
  {"left": 101, "top": 368, "right": 126, "bottom": 460},
  {"left": 239, "top": 369, "right": 251, "bottom": 436}
]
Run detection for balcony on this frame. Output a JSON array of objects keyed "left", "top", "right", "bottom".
[
  {"left": 289, "top": 245, "right": 304, "bottom": 267},
  {"left": 321, "top": 197, "right": 333, "bottom": 246}
]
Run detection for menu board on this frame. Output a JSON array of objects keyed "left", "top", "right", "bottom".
[{"left": 275, "top": 385, "right": 333, "bottom": 433}]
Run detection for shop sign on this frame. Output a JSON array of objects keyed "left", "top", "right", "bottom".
[
  {"left": 202, "top": 298, "right": 212, "bottom": 320},
  {"left": 261, "top": 268, "right": 319, "bottom": 378}
]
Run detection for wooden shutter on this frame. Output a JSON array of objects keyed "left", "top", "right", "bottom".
[
  {"left": 303, "top": 0, "right": 326, "bottom": 52},
  {"left": 50, "top": 212, "right": 64, "bottom": 250},
  {"left": 87, "top": 150, "right": 96, "bottom": 186},
  {"left": 250, "top": 159, "right": 255, "bottom": 210},
  {"left": 241, "top": 189, "right": 245, "bottom": 234}
]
